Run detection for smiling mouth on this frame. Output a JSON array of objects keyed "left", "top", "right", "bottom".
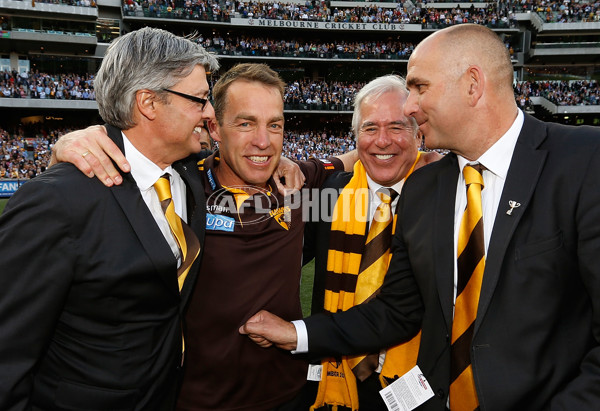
[
  {"left": 375, "top": 154, "right": 394, "bottom": 160},
  {"left": 193, "top": 126, "right": 206, "bottom": 134},
  {"left": 248, "top": 155, "right": 269, "bottom": 163}
]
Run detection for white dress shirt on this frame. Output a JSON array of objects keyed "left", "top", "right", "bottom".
[
  {"left": 452, "top": 109, "right": 523, "bottom": 302},
  {"left": 122, "top": 133, "right": 187, "bottom": 267}
]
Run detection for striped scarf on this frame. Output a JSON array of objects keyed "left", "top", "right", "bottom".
[{"left": 311, "top": 157, "right": 422, "bottom": 410}]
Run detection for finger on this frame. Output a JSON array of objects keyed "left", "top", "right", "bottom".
[
  {"left": 293, "top": 172, "right": 306, "bottom": 190},
  {"left": 53, "top": 136, "right": 95, "bottom": 178},
  {"left": 65, "top": 149, "right": 95, "bottom": 178},
  {"left": 53, "top": 126, "right": 123, "bottom": 186},
  {"left": 273, "top": 175, "right": 287, "bottom": 197},
  {"left": 280, "top": 174, "right": 305, "bottom": 196},
  {"left": 96, "top": 126, "right": 130, "bottom": 174},
  {"left": 85, "top": 126, "right": 128, "bottom": 186},
  {"left": 249, "top": 334, "right": 273, "bottom": 348},
  {"left": 80, "top": 149, "right": 117, "bottom": 187},
  {"left": 289, "top": 165, "right": 306, "bottom": 191},
  {"left": 239, "top": 318, "right": 260, "bottom": 335}
]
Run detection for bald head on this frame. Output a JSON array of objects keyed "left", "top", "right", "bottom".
[
  {"left": 417, "top": 24, "right": 514, "bottom": 95},
  {"left": 404, "top": 24, "right": 518, "bottom": 159}
]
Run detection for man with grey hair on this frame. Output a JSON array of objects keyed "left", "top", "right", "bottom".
[
  {"left": 0, "top": 27, "right": 218, "bottom": 410},
  {"left": 299, "top": 74, "right": 441, "bottom": 410}
]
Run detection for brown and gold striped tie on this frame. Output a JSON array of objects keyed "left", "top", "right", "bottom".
[
  {"left": 450, "top": 164, "right": 486, "bottom": 411},
  {"left": 356, "top": 188, "right": 399, "bottom": 291},
  {"left": 350, "top": 188, "right": 399, "bottom": 380},
  {"left": 153, "top": 174, "right": 200, "bottom": 292}
]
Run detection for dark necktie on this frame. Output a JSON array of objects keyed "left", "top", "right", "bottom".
[
  {"left": 351, "top": 188, "right": 399, "bottom": 381},
  {"left": 450, "top": 164, "right": 486, "bottom": 411},
  {"left": 153, "top": 174, "right": 200, "bottom": 292}
]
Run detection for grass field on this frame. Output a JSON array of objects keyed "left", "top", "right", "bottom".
[
  {"left": 0, "top": 198, "right": 7, "bottom": 215},
  {"left": 300, "top": 259, "right": 315, "bottom": 317}
]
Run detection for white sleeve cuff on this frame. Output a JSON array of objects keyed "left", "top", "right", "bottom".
[{"left": 291, "top": 320, "right": 309, "bottom": 353}]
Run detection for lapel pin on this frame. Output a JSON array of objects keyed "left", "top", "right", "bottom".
[{"left": 506, "top": 200, "right": 521, "bottom": 215}]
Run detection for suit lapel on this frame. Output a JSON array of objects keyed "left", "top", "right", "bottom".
[
  {"left": 106, "top": 125, "right": 180, "bottom": 297},
  {"left": 434, "top": 154, "right": 460, "bottom": 329},
  {"left": 174, "top": 156, "right": 206, "bottom": 308},
  {"left": 474, "top": 115, "right": 548, "bottom": 336}
]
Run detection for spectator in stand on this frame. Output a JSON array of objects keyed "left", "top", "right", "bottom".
[
  {"left": 282, "top": 129, "right": 356, "bottom": 161},
  {"left": 119, "top": 0, "right": 574, "bottom": 27},
  {"left": 198, "top": 32, "right": 417, "bottom": 60},
  {"left": 0, "top": 125, "right": 67, "bottom": 180},
  {"left": 515, "top": 79, "right": 600, "bottom": 106},
  {"left": 284, "top": 79, "right": 364, "bottom": 110},
  {"left": 0, "top": 70, "right": 95, "bottom": 101}
]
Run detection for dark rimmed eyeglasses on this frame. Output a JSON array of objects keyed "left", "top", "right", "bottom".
[{"left": 162, "top": 88, "right": 209, "bottom": 111}]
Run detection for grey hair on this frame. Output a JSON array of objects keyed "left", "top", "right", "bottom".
[
  {"left": 95, "top": 27, "right": 219, "bottom": 130},
  {"left": 351, "top": 74, "right": 418, "bottom": 139}
]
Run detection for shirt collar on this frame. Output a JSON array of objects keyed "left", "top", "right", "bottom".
[
  {"left": 122, "top": 132, "right": 174, "bottom": 191},
  {"left": 457, "top": 109, "right": 524, "bottom": 179},
  {"left": 366, "top": 173, "right": 405, "bottom": 197}
]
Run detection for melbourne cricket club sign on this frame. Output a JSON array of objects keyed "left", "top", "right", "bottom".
[{"left": 230, "top": 18, "right": 422, "bottom": 32}]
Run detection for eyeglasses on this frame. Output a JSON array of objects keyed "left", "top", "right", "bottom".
[{"left": 162, "top": 88, "right": 209, "bottom": 111}]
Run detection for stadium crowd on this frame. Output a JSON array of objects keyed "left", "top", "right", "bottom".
[
  {"left": 0, "top": 126, "right": 64, "bottom": 180},
  {"left": 13, "top": 0, "right": 96, "bottom": 7},
  {"left": 515, "top": 80, "right": 600, "bottom": 106},
  {"left": 121, "top": 0, "right": 600, "bottom": 24},
  {"left": 238, "top": 1, "right": 518, "bottom": 28},
  {"left": 198, "top": 33, "right": 418, "bottom": 60},
  {"left": 5, "top": 69, "right": 599, "bottom": 109},
  {"left": 284, "top": 129, "right": 355, "bottom": 160},
  {"left": 122, "top": 0, "right": 519, "bottom": 27},
  {"left": 0, "top": 70, "right": 95, "bottom": 100},
  {"left": 284, "top": 79, "right": 364, "bottom": 111},
  {"left": 528, "top": 1, "right": 600, "bottom": 22},
  {"left": 123, "top": 0, "right": 232, "bottom": 21}
]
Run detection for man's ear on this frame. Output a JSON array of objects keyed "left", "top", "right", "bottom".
[
  {"left": 136, "top": 90, "right": 158, "bottom": 120},
  {"left": 207, "top": 119, "right": 221, "bottom": 143},
  {"left": 466, "top": 65, "right": 485, "bottom": 106}
]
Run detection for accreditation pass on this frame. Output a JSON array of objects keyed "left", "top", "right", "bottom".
[{"left": 379, "top": 365, "right": 434, "bottom": 411}]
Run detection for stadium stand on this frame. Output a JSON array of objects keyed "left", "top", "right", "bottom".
[{"left": 0, "top": 0, "right": 598, "bottom": 185}]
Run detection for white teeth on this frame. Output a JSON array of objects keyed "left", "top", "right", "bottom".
[
  {"left": 375, "top": 154, "right": 393, "bottom": 160},
  {"left": 248, "top": 156, "right": 268, "bottom": 163},
  {"left": 194, "top": 127, "right": 203, "bottom": 133}
]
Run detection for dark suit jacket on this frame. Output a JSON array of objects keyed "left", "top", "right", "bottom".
[
  {"left": 304, "top": 114, "right": 600, "bottom": 410},
  {"left": 0, "top": 125, "right": 205, "bottom": 411}
]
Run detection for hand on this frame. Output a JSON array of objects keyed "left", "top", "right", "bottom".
[
  {"left": 336, "top": 149, "right": 358, "bottom": 172},
  {"left": 239, "top": 310, "right": 298, "bottom": 351},
  {"left": 50, "top": 125, "right": 130, "bottom": 187},
  {"left": 273, "top": 157, "right": 305, "bottom": 196}
]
